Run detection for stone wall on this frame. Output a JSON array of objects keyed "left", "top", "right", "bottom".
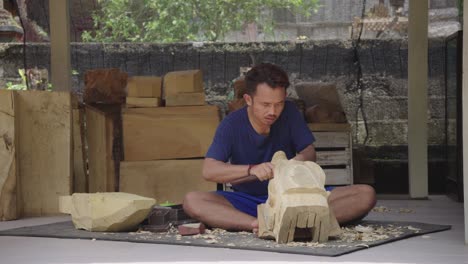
[{"left": 0, "top": 39, "right": 451, "bottom": 192}]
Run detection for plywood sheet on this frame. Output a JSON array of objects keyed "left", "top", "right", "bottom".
[
  {"left": 16, "top": 91, "right": 72, "bottom": 216},
  {"left": 122, "top": 106, "right": 219, "bottom": 161},
  {"left": 85, "top": 106, "right": 116, "bottom": 193},
  {"left": 120, "top": 159, "right": 216, "bottom": 204},
  {"left": 72, "top": 108, "right": 87, "bottom": 193},
  {"left": 0, "top": 90, "right": 17, "bottom": 220}
]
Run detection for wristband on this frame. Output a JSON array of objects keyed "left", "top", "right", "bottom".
[{"left": 247, "top": 164, "right": 254, "bottom": 176}]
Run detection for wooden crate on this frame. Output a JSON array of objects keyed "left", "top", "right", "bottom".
[
  {"left": 85, "top": 104, "right": 122, "bottom": 193},
  {"left": 72, "top": 106, "right": 87, "bottom": 193},
  {"left": 308, "top": 123, "right": 353, "bottom": 186},
  {"left": 122, "top": 105, "right": 220, "bottom": 161}
]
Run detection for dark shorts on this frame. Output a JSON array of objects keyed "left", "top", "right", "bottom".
[
  {"left": 216, "top": 191, "right": 267, "bottom": 217},
  {"left": 217, "top": 186, "right": 335, "bottom": 218}
]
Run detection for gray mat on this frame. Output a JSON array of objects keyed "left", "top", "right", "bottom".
[{"left": 0, "top": 220, "right": 450, "bottom": 257}]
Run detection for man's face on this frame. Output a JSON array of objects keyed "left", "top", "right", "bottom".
[{"left": 244, "top": 83, "right": 286, "bottom": 126}]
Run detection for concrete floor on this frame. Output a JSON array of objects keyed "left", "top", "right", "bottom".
[{"left": 0, "top": 195, "right": 466, "bottom": 264}]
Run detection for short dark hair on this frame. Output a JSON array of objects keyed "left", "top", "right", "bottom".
[{"left": 245, "top": 63, "right": 290, "bottom": 95}]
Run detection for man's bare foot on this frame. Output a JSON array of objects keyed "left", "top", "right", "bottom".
[{"left": 251, "top": 219, "right": 259, "bottom": 235}]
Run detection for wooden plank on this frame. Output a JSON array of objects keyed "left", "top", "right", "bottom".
[
  {"left": 316, "top": 150, "right": 350, "bottom": 166},
  {"left": 126, "top": 97, "right": 161, "bottom": 108},
  {"left": 0, "top": 90, "right": 18, "bottom": 220},
  {"left": 120, "top": 159, "right": 216, "bottom": 204},
  {"left": 127, "top": 76, "right": 162, "bottom": 98},
  {"left": 85, "top": 106, "right": 115, "bottom": 193},
  {"left": 323, "top": 168, "right": 352, "bottom": 185},
  {"left": 313, "top": 132, "right": 350, "bottom": 148},
  {"left": 122, "top": 106, "right": 220, "bottom": 161},
  {"left": 164, "top": 70, "right": 203, "bottom": 96},
  {"left": 16, "top": 91, "right": 72, "bottom": 216},
  {"left": 166, "top": 92, "right": 205, "bottom": 106},
  {"left": 72, "top": 108, "right": 87, "bottom": 193},
  {"left": 308, "top": 123, "right": 350, "bottom": 132}
]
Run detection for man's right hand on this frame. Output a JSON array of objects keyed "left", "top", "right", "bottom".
[{"left": 250, "top": 162, "right": 275, "bottom": 181}]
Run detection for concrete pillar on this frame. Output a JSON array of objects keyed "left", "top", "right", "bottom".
[
  {"left": 408, "top": 0, "right": 429, "bottom": 199},
  {"left": 463, "top": 0, "right": 468, "bottom": 245},
  {"left": 49, "top": 0, "right": 71, "bottom": 91}
]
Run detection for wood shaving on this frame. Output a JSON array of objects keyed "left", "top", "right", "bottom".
[
  {"left": 399, "top": 208, "right": 413, "bottom": 213},
  {"left": 372, "top": 206, "right": 391, "bottom": 213},
  {"left": 407, "top": 226, "right": 421, "bottom": 232},
  {"left": 355, "top": 243, "right": 370, "bottom": 248},
  {"left": 205, "top": 239, "right": 218, "bottom": 244},
  {"left": 134, "top": 231, "right": 152, "bottom": 235},
  {"left": 339, "top": 224, "right": 409, "bottom": 242},
  {"left": 287, "top": 241, "right": 326, "bottom": 247},
  {"left": 210, "top": 228, "right": 228, "bottom": 235},
  {"left": 354, "top": 225, "right": 374, "bottom": 233}
]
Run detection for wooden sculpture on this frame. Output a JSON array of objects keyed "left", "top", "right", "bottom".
[
  {"left": 257, "top": 151, "right": 341, "bottom": 243},
  {"left": 59, "top": 192, "right": 156, "bottom": 232}
]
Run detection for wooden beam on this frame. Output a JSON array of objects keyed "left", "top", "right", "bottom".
[
  {"left": 0, "top": 90, "right": 18, "bottom": 221},
  {"left": 49, "top": 0, "right": 72, "bottom": 91},
  {"left": 463, "top": 0, "right": 468, "bottom": 245},
  {"left": 407, "top": 0, "right": 428, "bottom": 199},
  {"left": 16, "top": 91, "right": 72, "bottom": 216}
]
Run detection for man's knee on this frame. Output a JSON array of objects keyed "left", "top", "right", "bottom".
[
  {"left": 182, "top": 191, "right": 204, "bottom": 218},
  {"left": 356, "top": 184, "right": 377, "bottom": 211}
]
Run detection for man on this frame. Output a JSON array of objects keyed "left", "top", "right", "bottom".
[{"left": 183, "top": 63, "right": 376, "bottom": 232}]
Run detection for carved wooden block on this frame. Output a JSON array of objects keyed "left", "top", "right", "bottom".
[
  {"left": 59, "top": 192, "right": 156, "bottom": 232},
  {"left": 257, "top": 151, "right": 341, "bottom": 243}
]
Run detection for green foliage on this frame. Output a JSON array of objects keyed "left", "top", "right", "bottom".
[
  {"left": 82, "top": 0, "right": 320, "bottom": 43},
  {"left": 4, "top": 69, "right": 78, "bottom": 91},
  {"left": 6, "top": 69, "right": 28, "bottom": 90}
]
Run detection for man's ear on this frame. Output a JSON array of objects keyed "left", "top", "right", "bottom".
[{"left": 244, "top": 93, "right": 252, "bottom": 106}]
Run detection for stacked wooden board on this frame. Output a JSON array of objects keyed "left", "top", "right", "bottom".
[
  {"left": 164, "top": 70, "right": 206, "bottom": 106},
  {"left": 0, "top": 90, "right": 73, "bottom": 219},
  {"left": 120, "top": 70, "right": 218, "bottom": 204},
  {"left": 308, "top": 123, "right": 353, "bottom": 186},
  {"left": 85, "top": 104, "right": 121, "bottom": 193},
  {"left": 126, "top": 76, "right": 162, "bottom": 108}
]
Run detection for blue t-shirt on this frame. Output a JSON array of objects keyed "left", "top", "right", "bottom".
[{"left": 206, "top": 101, "right": 315, "bottom": 196}]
